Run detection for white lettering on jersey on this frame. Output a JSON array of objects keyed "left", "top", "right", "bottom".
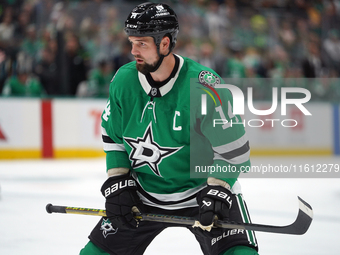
[
  {"left": 103, "top": 101, "right": 111, "bottom": 121},
  {"left": 173, "top": 111, "right": 182, "bottom": 131}
]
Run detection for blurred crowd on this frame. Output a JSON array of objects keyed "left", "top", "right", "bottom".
[{"left": 0, "top": 0, "right": 340, "bottom": 100}]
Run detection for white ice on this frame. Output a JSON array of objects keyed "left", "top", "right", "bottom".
[{"left": 0, "top": 156, "right": 339, "bottom": 255}]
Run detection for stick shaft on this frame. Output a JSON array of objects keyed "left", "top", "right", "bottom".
[
  {"left": 46, "top": 197, "right": 313, "bottom": 235},
  {"left": 46, "top": 204, "right": 107, "bottom": 217}
]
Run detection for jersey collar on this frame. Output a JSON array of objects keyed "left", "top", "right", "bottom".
[{"left": 138, "top": 54, "right": 184, "bottom": 97}]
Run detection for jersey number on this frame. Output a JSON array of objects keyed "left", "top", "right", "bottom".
[
  {"left": 103, "top": 101, "right": 111, "bottom": 121},
  {"left": 215, "top": 101, "right": 239, "bottom": 129}
]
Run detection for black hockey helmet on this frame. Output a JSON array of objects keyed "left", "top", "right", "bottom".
[{"left": 124, "top": 2, "right": 179, "bottom": 55}]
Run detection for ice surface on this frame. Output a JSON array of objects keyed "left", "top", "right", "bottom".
[{"left": 0, "top": 156, "right": 339, "bottom": 255}]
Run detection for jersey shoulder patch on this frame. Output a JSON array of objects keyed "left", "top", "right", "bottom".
[{"left": 198, "top": 70, "right": 220, "bottom": 87}]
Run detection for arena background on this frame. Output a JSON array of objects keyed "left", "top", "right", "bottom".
[{"left": 0, "top": 1, "right": 339, "bottom": 254}]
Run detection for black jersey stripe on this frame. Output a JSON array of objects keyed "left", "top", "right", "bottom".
[
  {"left": 102, "top": 135, "right": 114, "bottom": 143},
  {"left": 219, "top": 141, "right": 250, "bottom": 160}
]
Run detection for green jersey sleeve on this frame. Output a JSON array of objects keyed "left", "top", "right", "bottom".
[
  {"left": 101, "top": 70, "right": 131, "bottom": 171},
  {"left": 191, "top": 70, "right": 250, "bottom": 187},
  {"left": 201, "top": 85, "right": 250, "bottom": 186}
]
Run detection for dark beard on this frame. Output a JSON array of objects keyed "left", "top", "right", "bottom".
[{"left": 136, "top": 59, "right": 158, "bottom": 75}]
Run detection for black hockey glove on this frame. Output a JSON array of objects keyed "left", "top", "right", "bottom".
[
  {"left": 196, "top": 185, "right": 233, "bottom": 234},
  {"left": 101, "top": 173, "right": 144, "bottom": 229}
]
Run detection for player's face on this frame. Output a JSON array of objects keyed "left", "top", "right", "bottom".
[{"left": 129, "top": 36, "right": 160, "bottom": 74}]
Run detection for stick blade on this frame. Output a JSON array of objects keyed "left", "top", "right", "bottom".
[
  {"left": 217, "top": 196, "right": 313, "bottom": 235},
  {"left": 292, "top": 196, "right": 313, "bottom": 235},
  {"left": 298, "top": 196, "right": 313, "bottom": 219}
]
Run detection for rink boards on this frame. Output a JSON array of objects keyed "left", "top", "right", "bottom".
[{"left": 0, "top": 98, "right": 339, "bottom": 159}]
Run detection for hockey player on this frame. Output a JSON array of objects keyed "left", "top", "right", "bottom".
[{"left": 80, "top": 2, "right": 259, "bottom": 255}]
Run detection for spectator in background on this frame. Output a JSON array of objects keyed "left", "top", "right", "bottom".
[
  {"left": 80, "top": 16, "right": 101, "bottom": 68},
  {"left": 0, "top": 7, "right": 17, "bottom": 70},
  {"left": 102, "top": 6, "right": 122, "bottom": 60},
  {"left": 268, "top": 45, "right": 290, "bottom": 79},
  {"left": 301, "top": 41, "right": 329, "bottom": 99},
  {"left": 13, "top": 9, "right": 31, "bottom": 44},
  {"left": 278, "top": 20, "right": 297, "bottom": 55},
  {"left": 0, "top": 49, "right": 9, "bottom": 93},
  {"left": 87, "top": 60, "right": 114, "bottom": 98},
  {"left": 0, "top": 0, "right": 339, "bottom": 99},
  {"left": 223, "top": 41, "right": 246, "bottom": 79},
  {"left": 198, "top": 42, "right": 217, "bottom": 71},
  {"left": 231, "top": 16, "right": 254, "bottom": 49},
  {"left": 301, "top": 41, "right": 325, "bottom": 78},
  {"left": 63, "top": 33, "right": 88, "bottom": 95},
  {"left": 205, "top": 0, "right": 227, "bottom": 44},
  {"left": 243, "top": 47, "right": 261, "bottom": 72},
  {"left": 180, "top": 41, "right": 199, "bottom": 62},
  {"left": 34, "top": 47, "right": 59, "bottom": 95},
  {"left": 20, "top": 25, "right": 44, "bottom": 64},
  {"left": 250, "top": 11, "right": 269, "bottom": 49},
  {"left": 0, "top": 9, "right": 15, "bottom": 46},
  {"left": 322, "top": 1, "right": 340, "bottom": 32},
  {"left": 112, "top": 39, "right": 133, "bottom": 71},
  {"left": 323, "top": 29, "right": 340, "bottom": 71},
  {"left": 2, "top": 66, "right": 45, "bottom": 97},
  {"left": 218, "top": 0, "right": 237, "bottom": 28}
]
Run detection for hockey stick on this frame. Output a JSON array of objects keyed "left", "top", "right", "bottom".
[{"left": 46, "top": 196, "right": 313, "bottom": 235}]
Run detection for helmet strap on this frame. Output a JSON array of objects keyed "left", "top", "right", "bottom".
[
  {"left": 149, "top": 54, "right": 164, "bottom": 73},
  {"left": 149, "top": 34, "right": 174, "bottom": 73},
  {"left": 148, "top": 43, "right": 166, "bottom": 73}
]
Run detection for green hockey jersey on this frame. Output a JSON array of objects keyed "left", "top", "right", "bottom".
[{"left": 101, "top": 55, "right": 250, "bottom": 210}]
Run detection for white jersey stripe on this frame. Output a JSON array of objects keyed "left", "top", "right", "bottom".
[
  {"left": 159, "top": 54, "right": 184, "bottom": 96},
  {"left": 236, "top": 195, "right": 252, "bottom": 245},
  {"left": 213, "top": 149, "right": 250, "bottom": 165},
  {"left": 103, "top": 143, "right": 126, "bottom": 152},
  {"left": 212, "top": 133, "right": 249, "bottom": 154},
  {"left": 137, "top": 192, "right": 198, "bottom": 210},
  {"left": 101, "top": 127, "right": 108, "bottom": 136},
  {"left": 236, "top": 194, "right": 258, "bottom": 247},
  {"left": 136, "top": 177, "right": 206, "bottom": 202}
]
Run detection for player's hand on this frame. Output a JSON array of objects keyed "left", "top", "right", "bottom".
[
  {"left": 196, "top": 185, "right": 233, "bottom": 232},
  {"left": 101, "top": 173, "right": 144, "bottom": 229}
]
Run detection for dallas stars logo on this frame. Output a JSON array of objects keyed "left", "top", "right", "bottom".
[
  {"left": 100, "top": 218, "right": 118, "bottom": 238},
  {"left": 124, "top": 123, "right": 182, "bottom": 177},
  {"left": 198, "top": 70, "right": 220, "bottom": 87}
]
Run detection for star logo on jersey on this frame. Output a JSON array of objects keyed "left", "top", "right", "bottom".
[{"left": 124, "top": 123, "right": 182, "bottom": 177}]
